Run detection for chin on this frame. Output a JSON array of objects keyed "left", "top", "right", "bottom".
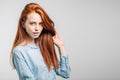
[
  {"left": 32, "top": 34, "right": 41, "bottom": 38},
  {"left": 33, "top": 36, "right": 39, "bottom": 39}
]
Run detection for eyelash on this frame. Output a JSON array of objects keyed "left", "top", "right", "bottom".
[
  {"left": 29, "top": 22, "right": 43, "bottom": 25},
  {"left": 39, "top": 22, "right": 43, "bottom": 25},
  {"left": 30, "top": 22, "right": 35, "bottom": 25}
]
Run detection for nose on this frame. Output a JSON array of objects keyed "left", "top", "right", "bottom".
[{"left": 35, "top": 25, "right": 39, "bottom": 31}]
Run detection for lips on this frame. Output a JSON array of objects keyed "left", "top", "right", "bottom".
[
  {"left": 33, "top": 32, "right": 39, "bottom": 34},
  {"left": 33, "top": 32, "right": 39, "bottom": 35}
]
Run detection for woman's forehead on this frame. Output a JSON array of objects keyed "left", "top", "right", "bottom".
[{"left": 27, "top": 12, "right": 42, "bottom": 22}]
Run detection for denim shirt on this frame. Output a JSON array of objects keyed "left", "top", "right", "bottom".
[{"left": 12, "top": 44, "right": 71, "bottom": 80}]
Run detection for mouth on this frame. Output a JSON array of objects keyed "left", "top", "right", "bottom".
[
  {"left": 33, "top": 32, "right": 39, "bottom": 35},
  {"left": 33, "top": 32, "right": 39, "bottom": 34}
]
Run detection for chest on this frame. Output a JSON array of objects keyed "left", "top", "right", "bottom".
[{"left": 26, "top": 48, "right": 45, "bottom": 66}]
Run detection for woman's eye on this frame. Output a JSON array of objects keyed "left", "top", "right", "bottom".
[
  {"left": 39, "top": 22, "right": 43, "bottom": 25},
  {"left": 30, "top": 22, "right": 35, "bottom": 25}
]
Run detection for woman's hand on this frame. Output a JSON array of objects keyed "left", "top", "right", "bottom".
[
  {"left": 52, "top": 32, "right": 64, "bottom": 48},
  {"left": 53, "top": 32, "right": 67, "bottom": 56}
]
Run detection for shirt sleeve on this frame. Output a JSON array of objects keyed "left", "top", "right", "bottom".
[
  {"left": 12, "top": 48, "right": 34, "bottom": 80},
  {"left": 55, "top": 55, "right": 71, "bottom": 78}
]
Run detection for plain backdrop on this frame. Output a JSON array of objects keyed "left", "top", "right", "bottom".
[{"left": 0, "top": 0, "right": 120, "bottom": 80}]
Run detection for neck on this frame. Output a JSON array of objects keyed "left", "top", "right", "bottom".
[{"left": 26, "top": 38, "right": 36, "bottom": 46}]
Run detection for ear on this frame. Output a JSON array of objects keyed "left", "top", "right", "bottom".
[{"left": 22, "top": 22, "right": 25, "bottom": 28}]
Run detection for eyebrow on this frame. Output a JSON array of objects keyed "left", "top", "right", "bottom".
[{"left": 29, "top": 21, "right": 43, "bottom": 23}]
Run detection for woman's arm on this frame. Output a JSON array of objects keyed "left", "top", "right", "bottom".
[
  {"left": 53, "top": 32, "right": 71, "bottom": 78},
  {"left": 55, "top": 54, "right": 71, "bottom": 78},
  {"left": 12, "top": 47, "right": 34, "bottom": 80}
]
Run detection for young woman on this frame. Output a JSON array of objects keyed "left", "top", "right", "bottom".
[{"left": 10, "top": 3, "right": 70, "bottom": 80}]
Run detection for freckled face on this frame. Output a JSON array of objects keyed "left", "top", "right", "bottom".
[{"left": 24, "top": 12, "right": 43, "bottom": 40}]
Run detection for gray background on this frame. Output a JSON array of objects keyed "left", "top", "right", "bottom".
[{"left": 0, "top": 0, "right": 120, "bottom": 80}]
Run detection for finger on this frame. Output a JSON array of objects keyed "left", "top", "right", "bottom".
[
  {"left": 55, "top": 32, "right": 60, "bottom": 38},
  {"left": 52, "top": 36, "right": 55, "bottom": 41}
]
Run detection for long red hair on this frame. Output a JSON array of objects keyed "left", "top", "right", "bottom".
[{"left": 10, "top": 3, "right": 58, "bottom": 70}]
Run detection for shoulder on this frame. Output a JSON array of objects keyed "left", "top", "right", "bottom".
[
  {"left": 13, "top": 42, "right": 28, "bottom": 53},
  {"left": 12, "top": 45, "right": 26, "bottom": 59},
  {"left": 13, "top": 45, "right": 24, "bottom": 53}
]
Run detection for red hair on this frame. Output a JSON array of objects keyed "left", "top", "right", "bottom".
[{"left": 10, "top": 3, "right": 58, "bottom": 70}]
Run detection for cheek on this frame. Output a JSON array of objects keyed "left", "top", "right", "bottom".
[
  {"left": 39, "top": 26, "right": 43, "bottom": 32},
  {"left": 25, "top": 26, "right": 33, "bottom": 34}
]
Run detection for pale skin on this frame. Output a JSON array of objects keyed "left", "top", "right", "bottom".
[{"left": 23, "top": 12, "right": 67, "bottom": 56}]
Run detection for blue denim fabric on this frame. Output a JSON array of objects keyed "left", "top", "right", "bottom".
[{"left": 12, "top": 44, "right": 70, "bottom": 80}]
